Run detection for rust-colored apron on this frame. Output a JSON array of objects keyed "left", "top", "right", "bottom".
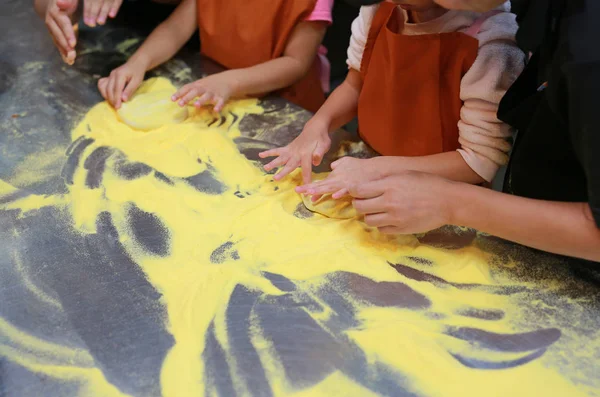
[
  {"left": 358, "top": 3, "right": 484, "bottom": 156},
  {"left": 197, "top": 0, "right": 326, "bottom": 113}
]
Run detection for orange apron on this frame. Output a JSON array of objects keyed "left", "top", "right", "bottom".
[
  {"left": 197, "top": 0, "right": 326, "bottom": 113},
  {"left": 358, "top": 3, "right": 482, "bottom": 156}
]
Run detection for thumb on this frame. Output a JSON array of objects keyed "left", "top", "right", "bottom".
[
  {"left": 312, "top": 140, "right": 329, "bottom": 166},
  {"left": 122, "top": 76, "right": 142, "bottom": 102}
]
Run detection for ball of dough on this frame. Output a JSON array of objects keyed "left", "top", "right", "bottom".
[
  {"left": 117, "top": 90, "right": 189, "bottom": 131},
  {"left": 302, "top": 194, "right": 358, "bottom": 220}
]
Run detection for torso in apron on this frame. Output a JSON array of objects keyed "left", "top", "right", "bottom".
[
  {"left": 196, "top": 0, "right": 326, "bottom": 113},
  {"left": 357, "top": 3, "right": 480, "bottom": 157}
]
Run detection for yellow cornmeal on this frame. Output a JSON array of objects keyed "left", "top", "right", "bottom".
[{"left": 0, "top": 78, "right": 597, "bottom": 397}]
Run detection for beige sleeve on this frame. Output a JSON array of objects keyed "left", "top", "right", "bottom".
[
  {"left": 457, "top": 13, "right": 526, "bottom": 182},
  {"left": 346, "top": 5, "right": 378, "bottom": 72}
]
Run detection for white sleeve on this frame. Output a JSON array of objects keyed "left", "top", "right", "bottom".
[
  {"left": 457, "top": 11, "right": 526, "bottom": 182},
  {"left": 346, "top": 5, "right": 379, "bottom": 72}
]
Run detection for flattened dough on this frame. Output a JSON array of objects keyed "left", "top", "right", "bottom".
[
  {"left": 118, "top": 90, "right": 189, "bottom": 131},
  {"left": 302, "top": 194, "right": 358, "bottom": 219}
]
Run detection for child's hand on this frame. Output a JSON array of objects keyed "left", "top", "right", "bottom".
[
  {"left": 171, "top": 73, "right": 237, "bottom": 113},
  {"left": 296, "top": 157, "right": 385, "bottom": 201},
  {"left": 83, "top": 0, "right": 123, "bottom": 27},
  {"left": 98, "top": 60, "right": 146, "bottom": 109},
  {"left": 44, "top": 0, "right": 79, "bottom": 65},
  {"left": 259, "top": 119, "right": 331, "bottom": 184}
]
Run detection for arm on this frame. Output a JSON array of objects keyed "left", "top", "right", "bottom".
[
  {"left": 258, "top": 70, "right": 362, "bottom": 184},
  {"left": 349, "top": 172, "right": 600, "bottom": 262},
  {"left": 128, "top": 0, "right": 197, "bottom": 71},
  {"left": 456, "top": 14, "right": 526, "bottom": 182},
  {"left": 368, "top": 152, "right": 485, "bottom": 184},
  {"left": 98, "top": 0, "right": 196, "bottom": 107},
  {"left": 312, "top": 68, "right": 362, "bottom": 133},
  {"left": 451, "top": 184, "right": 600, "bottom": 262},
  {"left": 172, "top": 20, "right": 328, "bottom": 112},
  {"left": 225, "top": 21, "right": 327, "bottom": 97}
]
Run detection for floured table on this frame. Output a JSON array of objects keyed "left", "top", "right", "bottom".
[{"left": 1, "top": 1, "right": 599, "bottom": 397}]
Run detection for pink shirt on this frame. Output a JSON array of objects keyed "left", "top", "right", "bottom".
[
  {"left": 305, "top": 0, "right": 334, "bottom": 24},
  {"left": 305, "top": 0, "right": 334, "bottom": 93}
]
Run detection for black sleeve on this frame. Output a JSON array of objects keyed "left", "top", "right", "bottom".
[{"left": 564, "top": 1, "right": 600, "bottom": 227}]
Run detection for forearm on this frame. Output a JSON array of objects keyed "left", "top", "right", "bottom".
[
  {"left": 373, "top": 151, "right": 485, "bottom": 184},
  {"left": 450, "top": 184, "right": 600, "bottom": 262},
  {"left": 129, "top": 23, "right": 188, "bottom": 70},
  {"left": 311, "top": 69, "right": 362, "bottom": 132},
  {"left": 128, "top": 0, "right": 195, "bottom": 71},
  {"left": 223, "top": 57, "right": 313, "bottom": 99}
]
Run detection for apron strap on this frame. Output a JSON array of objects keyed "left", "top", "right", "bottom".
[
  {"left": 360, "top": 3, "right": 396, "bottom": 78},
  {"left": 465, "top": 10, "right": 503, "bottom": 38}
]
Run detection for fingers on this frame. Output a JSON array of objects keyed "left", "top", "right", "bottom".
[
  {"left": 378, "top": 226, "right": 403, "bottom": 234},
  {"left": 353, "top": 195, "right": 386, "bottom": 216},
  {"left": 310, "top": 194, "right": 323, "bottom": 203},
  {"left": 259, "top": 148, "right": 280, "bottom": 159},
  {"left": 109, "top": 0, "right": 123, "bottom": 18},
  {"left": 363, "top": 213, "right": 392, "bottom": 228},
  {"left": 121, "top": 75, "right": 141, "bottom": 102},
  {"left": 85, "top": 0, "right": 102, "bottom": 26},
  {"left": 213, "top": 97, "right": 226, "bottom": 113},
  {"left": 307, "top": 182, "right": 338, "bottom": 196},
  {"left": 98, "top": 77, "right": 109, "bottom": 99},
  {"left": 312, "top": 140, "right": 329, "bottom": 166},
  {"left": 97, "top": 0, "right": 112, "bottom": 25},
  {"left": 46, "top": 17, "right": 70, "bottom": 54},
  {"left": 331, "top": 188, "right": 348, "bottom": 199},
  {"left": 175, "top": 86, "right": 201, "bottom": 106},
  {"left": 55, "top": 13, "right": 76, "bottom": 48},
  {"left": 348, "top": 179, "right": 385, "bottom": 200},
  {"left": 263, "top": 154, "right": 289, "bottom": 172},
  {"left": 112, "top": 73, "right": 128, "bottom": 109},
  {"left": 274, "top": 158, "right": 299, "bottom": 181},
  {"left": 301, "top": 154, "right": 312, "bottom": 185},
  {"left": 193, "top": 92, "right": 213, "bottom": 108},
  {"left": 106, "top": 73, "right": 117, "bottom": 106}
]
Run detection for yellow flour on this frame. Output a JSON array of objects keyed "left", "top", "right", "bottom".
[{"left": 1, "top": 78, "right": 598, "bottom": 397}]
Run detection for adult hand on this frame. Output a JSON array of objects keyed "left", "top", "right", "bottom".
[
  {"left": 296, "top": 157, "right": 385, "bottom": 201},
  {"left": 83, "top": 0, "right": 123, "bottom": 27},
  {"left": 433, "top": 0, "right": 506, "bottom": 12},
  {"left": 98, "top": 59, "right": 147, "bottom": 108},
  {"left": 350, "top": 171, "right": 458, "bottom": 234},
  {"left": 259, "top": 118, "right": 331, "bottom": 184},
  {"left": 171, "top": 72, "right": 237, "bottom": 113},
  {"left": 44, "top": 0, "right": 79, "bottom": 65}
]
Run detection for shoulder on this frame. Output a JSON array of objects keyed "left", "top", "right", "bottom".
[{"left": 476, "top": 5, "right": 519, "bottom": 46}]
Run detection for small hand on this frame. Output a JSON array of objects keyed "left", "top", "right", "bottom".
[
  {"left": 171, "top": 73, "right": 237, "bottom": 113},
  {"left": 83, "top": 0, "right": 123, "bottom": 27},
  {"left": 433, "top": 0, "right": 505, "bottom": 11},
  {"left": 258, "top": 119, "right": 331, "bottom": 184},
  {"left": 98, "top": 60, "right": 146, "bottom": 108},
  {"left": 349, "top": 171, "right": 458, "bottom": 235},
  {"left": 44, "top": 0, "right": 79, "bottom": 65},
  {"left": 296, "top": 157, "right": 384, "bottom": 201}
]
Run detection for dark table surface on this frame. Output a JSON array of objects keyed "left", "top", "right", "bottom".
[{"left": 1, "top": 1, "right": 599, "bottom": 396}]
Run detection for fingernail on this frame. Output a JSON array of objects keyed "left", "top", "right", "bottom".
[
  {"left": 69, "top": 39, "right": 76, "bottom": 47},
  {"left": 98, "top": 18, "right": 105, "bottom": 25},
  {"left": 178, "top": 100, "right": 184, "bottom": 106},
  {"left": 171, "top": 95, "right": 176, "bottom": 101}
]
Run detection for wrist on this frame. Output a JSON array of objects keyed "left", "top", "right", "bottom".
[
  {"left": 129, "top": 53, "right": 150, "bottom": 71},
  {"left": 306, "top": 115, "right": 332, "bottom": 134},
  {"left": 445, "top": 181, "right": 479, "bottom": 227}
]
